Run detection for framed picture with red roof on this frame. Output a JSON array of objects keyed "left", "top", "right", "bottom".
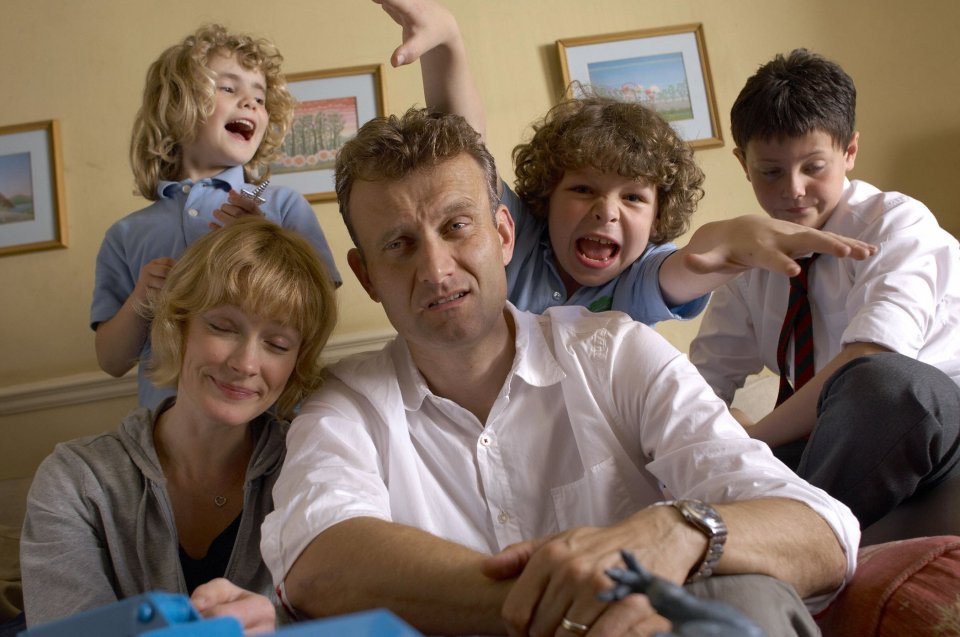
[{"left": 557, "top": 24, "right": 722, "bottom": 149}]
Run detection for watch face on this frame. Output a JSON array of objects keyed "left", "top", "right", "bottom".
[
  {"left": 674, "top": 499, "right": 727, "bottom": 583},
  {"left": 678, "top": 500, "right": 726, "bottom": 535}
]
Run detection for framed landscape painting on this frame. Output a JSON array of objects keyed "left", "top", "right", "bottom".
[
  {"left": 558, "top": 24, "right": 723, "bottom": 149},
  {"left": 269, "top": 64, "right": 386, "bottom": 202},
  {"left": 0, "top": 119, "right": 67, "bottom": 257}
]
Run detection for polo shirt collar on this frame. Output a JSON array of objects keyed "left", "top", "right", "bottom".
[{"left": 157, "top": 165, "right": 244, "bottom": 199}]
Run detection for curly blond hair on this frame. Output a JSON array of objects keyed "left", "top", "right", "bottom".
[
  {"left": 130, "top": 24, "right": 295, "bottom": 200},
  {"left": 513, "top": 94, "right": 704, "bottom": 243}
]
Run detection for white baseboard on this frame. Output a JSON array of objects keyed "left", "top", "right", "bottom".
[{"left": 0, "top": 329, "right": 396, "bottom": 417}]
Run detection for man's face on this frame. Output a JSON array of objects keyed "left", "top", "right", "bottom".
[
  {"left": 346, "top": 153, "right": 515, "bottom": 357},
  {"left": 735, "top": 129, "right": 858, "bottom": 230}
]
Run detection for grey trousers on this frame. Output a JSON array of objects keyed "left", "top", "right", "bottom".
[
  {"left": 773, "top": 352, "right": 960, "bottom": 527},
  {"left": 686, "top": 574, "right": 819, "bottom": 636}
]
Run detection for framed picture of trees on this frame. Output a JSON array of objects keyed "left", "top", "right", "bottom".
[
  {"left": 270, "top": 64, "right": 386, "bottom": 202},
  {"left": 557, "top": 24, "right": 722, "bottom": 149}
]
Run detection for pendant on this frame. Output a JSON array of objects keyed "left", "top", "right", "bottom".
[{"left": 214, "top": 495, "right": 227, "bottom": 507}]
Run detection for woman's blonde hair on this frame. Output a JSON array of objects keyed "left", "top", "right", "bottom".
[
  {"left": 130, "top": 24, "right": 295, "bottom": 200},
  {"left": 147, "top": 217, "right": 337, "bottom": 419}
]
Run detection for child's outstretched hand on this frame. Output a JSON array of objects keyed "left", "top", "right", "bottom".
[
  {"left": 133, "top": 257, "right": 175, "bottom": 305},
  {"left": 682, "top": 215, "right": 877, "bottom": 277},
  {"left": 210, "top": 190, "right": 264, "bottom": 230},
  {"left": 374, "top": 0, "right": 460, "bottom": 68}
]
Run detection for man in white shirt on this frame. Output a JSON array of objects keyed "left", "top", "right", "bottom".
[{"left": 261, "top": 108, "right": 860, "bottom": 636}]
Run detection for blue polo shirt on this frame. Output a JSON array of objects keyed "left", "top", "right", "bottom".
[
  {"left": 91, "top": 165, "right": 341, "bottom": 409},
  {"left": 502, "top": 183, "right": 708, "bottom": 325}
]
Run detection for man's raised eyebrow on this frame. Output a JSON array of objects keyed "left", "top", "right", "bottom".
[{"left": 440, "top": 196, "right": 485, "bottom": 217}]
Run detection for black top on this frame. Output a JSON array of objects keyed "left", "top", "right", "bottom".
[{"left": 179, "top": 514, "right": 242, "bottom": 594}]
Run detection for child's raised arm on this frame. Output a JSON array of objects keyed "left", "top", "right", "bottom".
[
  {"left": 658, "top": 215, "right": 877, "bottom": 306},
  {"left": 375, "top": 0, "right": 485, "bottom": 139},
  {"left": 94, "top": 257, "right": 175, "bottom": 377}
]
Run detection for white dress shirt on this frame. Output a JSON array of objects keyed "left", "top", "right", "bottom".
[
  {"left": 262, "top": 304, "right": 860, "bottom": 611},
  {"left": 691, "top": 179, "right": 960, "bottom": 403}
]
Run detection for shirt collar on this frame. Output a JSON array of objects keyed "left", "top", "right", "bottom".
[
  {"left": 157, "top": 165, "right": 244, "bottom": 199},
  {"left": 821, "top": 177, "right": 854, "bottom": 233},
  {"left": 506, "top": 303, "right": 567, "bottom": 389},
  {"left": 394, "top": 302, "right": 567, "bottom": 412}
]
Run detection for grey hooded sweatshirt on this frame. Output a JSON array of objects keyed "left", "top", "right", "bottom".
[{"left": 20, "top": 399, "right": 287, "bottom": 626}]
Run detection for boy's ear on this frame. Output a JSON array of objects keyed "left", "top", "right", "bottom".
[
  {"left": 844, "top": 132, "right": 860, "bottom": 172},
  {"left": 733, "top": 147, "right": 750, "bottom": 180},
  {"left": 347, "top": 248, "right": 380, "bottom": 303}
]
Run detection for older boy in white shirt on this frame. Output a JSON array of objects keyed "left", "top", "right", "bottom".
[{"left": 690, "top": 49, "right": 960, "bottom": 529}]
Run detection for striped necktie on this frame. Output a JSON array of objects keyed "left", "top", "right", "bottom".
[{"left": 776, "top": 256, "right": 819, "bottom": 406}]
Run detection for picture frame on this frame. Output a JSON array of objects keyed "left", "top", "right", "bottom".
[
  {"left": 0, "top": 119, "right": 67, "bottom": 256},
  {"left": 557, "top": 24, "right": 723, "bottom": 149},
  {"left": 269, "top": 64, "right": 387, "bottom": 202}
]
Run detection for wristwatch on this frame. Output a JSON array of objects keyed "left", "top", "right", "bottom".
[{"left": 659, "top": 499, "right": 728, "bottom": 583}]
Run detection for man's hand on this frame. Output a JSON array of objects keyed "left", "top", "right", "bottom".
[
  {"left": 210, "top": 190, "right": 265, "bottom": 230},
  {"left": 682, "top": 215, "right": 877, "bottom": 278},
  {"left": 601, "top": 551, "right": 766, "bottom": 637},
  {"left": 191, "top": 578, "right": 276, "bottom": 636},
  {"left": 132, "top": 257, "right": 175, "bottom": 305},
  {"left": 374, "top": 0, "right": 460, "bottom": 68},
  {"left": 482, "top": 507, "right": 704, "bottom": 636}
]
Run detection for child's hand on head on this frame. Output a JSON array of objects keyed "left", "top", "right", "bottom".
[
  {"left": 682, "top": 215, "right": 877, "bottom": 278},
  {"left": 210, "top": 190, "right": 265, "bottom": 230},
  {"left": 133, "top": 257, "right": 176, "bottom": 304},
  {"left": 374, "top": 0, "right": 459, "bottom": 67}
]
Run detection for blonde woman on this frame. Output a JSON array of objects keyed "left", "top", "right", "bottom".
[{"left": 23, "top": 217, "right": 337, "bottom": 633}]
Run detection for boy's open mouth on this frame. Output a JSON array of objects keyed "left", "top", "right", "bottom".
[
  {"left": 225, "top": 119, "right": 256, "bottom": 141},
  {"left": 577, "top": 236, "right": 619, "bottom": 264}
]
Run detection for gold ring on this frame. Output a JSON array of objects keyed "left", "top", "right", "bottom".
[{"left": 561, "top": 617, "right": 590, "bottom": 635}]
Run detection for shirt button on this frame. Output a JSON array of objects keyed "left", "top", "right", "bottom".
[
  {"left": 187, "top": 208, "right": 199, "bottom": 217},
  {"left": 181, "top": 184, "right": 191, "bottom": 194},
  {"left": 480, "top": 434, "right": 492, "bottom": 446},
  {"left": 552, "top": 290, "right": 562, "bottom": 300},
  {"left": 498, "top": 511, "right": 509, "bottom": 524}
]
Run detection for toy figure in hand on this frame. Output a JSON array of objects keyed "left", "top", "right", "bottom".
[{"left": 600, "top": 550, "right": 766, "bottom": 637}]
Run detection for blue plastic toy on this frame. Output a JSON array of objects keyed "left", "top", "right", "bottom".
[{"left": 18, "top": 592, "right": 424, "bottom": 637}]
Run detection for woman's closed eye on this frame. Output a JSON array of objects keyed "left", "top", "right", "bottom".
[
  {"left": 207, "top": 320, "right": 235, "bottom": 334},
  {"left": 265, "top": 340, "right": 291, "bottom": 353}
]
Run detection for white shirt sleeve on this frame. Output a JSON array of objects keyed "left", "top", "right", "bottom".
[
  {"left": 689, "top": 278, "right": 767, "bottom": 404},
  {"left": 603, "top": 319, "right": 860, "bottom": 611},
  {"left": 260, "top": 379, "right": 393, "bottom": 587}
]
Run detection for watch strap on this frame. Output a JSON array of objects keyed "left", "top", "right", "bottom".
[{"left": 654, "top": 499, "right": 727, "bottom": 583}]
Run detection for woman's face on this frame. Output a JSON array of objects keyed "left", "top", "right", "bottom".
[{"left": 177, "top": 304, "right": 301, "bottom": 427}]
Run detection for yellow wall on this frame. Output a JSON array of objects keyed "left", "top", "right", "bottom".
[{"left": 2, "top": 0, "right": 958, "bottom": 477}]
